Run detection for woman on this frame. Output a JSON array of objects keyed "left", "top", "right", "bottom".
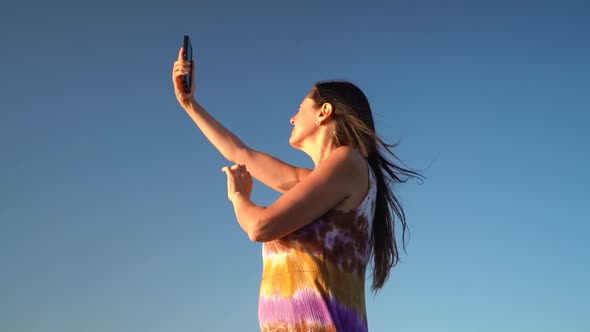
[{"left": 172, "top": 48, "right": 422, "bottom": 332}]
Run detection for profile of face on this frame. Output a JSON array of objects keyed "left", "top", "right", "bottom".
[{"left": 288, "top": 93, "right": 321, "bottom": 150}]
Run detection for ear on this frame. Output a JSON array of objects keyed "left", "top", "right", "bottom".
[{"left": 318, "top": 102, "right": 334, "bottom": 122}]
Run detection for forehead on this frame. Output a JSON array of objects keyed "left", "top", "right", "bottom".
[{"left": 299, "top": 96, "right": 315, "bottom": 107}]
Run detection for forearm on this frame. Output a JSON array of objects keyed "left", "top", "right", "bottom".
[
  {"left": 183, "top": 98, "right": 247, "bottom": 163},
  {"left": 231, "top": 195, "right": 268, "bottom": 242}
]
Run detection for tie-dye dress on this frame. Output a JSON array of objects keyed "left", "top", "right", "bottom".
[{"left": 258, "top": 166, "right": 377, "bottom": 332}]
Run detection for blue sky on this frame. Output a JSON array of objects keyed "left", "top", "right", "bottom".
[{"left": 1, "top": 0, "right": 589, "bottom": 331}]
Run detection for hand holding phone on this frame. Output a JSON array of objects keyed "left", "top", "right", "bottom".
[{"left": 182, "top": 35, "right": 193, "bottom": 93}]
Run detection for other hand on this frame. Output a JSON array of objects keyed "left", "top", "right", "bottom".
[{"left": 221, "top": 164, "right": 253, "bottom": 202}]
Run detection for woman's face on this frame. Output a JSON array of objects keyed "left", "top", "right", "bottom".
[{"left": 289, "top": 94, "right": 320, "bottom": 150}]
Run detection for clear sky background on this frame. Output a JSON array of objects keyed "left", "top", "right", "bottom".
[{"left": 1, "top": 0, "right": 589, "bottom": 331}]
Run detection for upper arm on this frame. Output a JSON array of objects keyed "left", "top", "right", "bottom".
[
  {"left": 251, "top": 146, "right": 362, "bottom": 242},
  {"left": 236, "top": 148, "right": 312, "bottom": 193}
]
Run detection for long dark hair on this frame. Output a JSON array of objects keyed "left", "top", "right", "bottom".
[{"left": 310, "top": 80, "right": 424, "bottom": 291}]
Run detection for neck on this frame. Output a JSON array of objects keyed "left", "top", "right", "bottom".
[{"left": 303, "top": 125, "right": 339, "bottom": 167}]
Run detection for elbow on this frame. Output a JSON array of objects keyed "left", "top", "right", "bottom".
[
  {"left": 247, "top": 220, "right": 273, "bottom": 243},
  {"left": 248, "top": 231, "right": 265, "bottom": 242},
  {"left": 247, "top": 227, "right": 268, "bottom": 243}
]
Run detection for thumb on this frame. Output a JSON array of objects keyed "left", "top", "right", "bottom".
[
  {"left": 178, "top": 47, "right": 184, "bottom": 60},
  {"left": 221, "top": 166, "right": 232, "bottom": 175}
]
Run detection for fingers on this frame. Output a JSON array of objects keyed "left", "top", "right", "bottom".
[
  {"left": 172, "top": 61, "right": 191, "bottom": 76},
  {"left": 221, "top": 164, "right": 252, "bottom": 201},
  {"left": 172, "top": 46, "right": 191, "bottom": 75},
  {"left": 236, "top": 164, "right": 248, "bottom": 175},
  {"left": 175, "top": 48, "right": 192, "bottom": 63},
  {"left": 221, "top": 164, "right": 249, "bottom": 175},
  {"left": 172, "top": 48, "right": 194, "bottom": 92},
  {"left": 228, "top": 164, "right": 244, "bottom": 171},
  {"left": 221, "top": 165, "right": 239, "bottom": 176},
  {"left": 172, "top": 61, "right": 192, "bottom": 93}
]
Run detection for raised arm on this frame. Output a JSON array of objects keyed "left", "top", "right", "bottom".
[{"left": 172, "top": 48, "right": 311, "bottom": 193}]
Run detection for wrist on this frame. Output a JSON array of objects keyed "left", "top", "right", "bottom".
[
  {"left": 231, "top": 192, "right": 250, "bottom": 205},
  {"left": 182, "top": 97, "right": 198, "bottom": 112}
]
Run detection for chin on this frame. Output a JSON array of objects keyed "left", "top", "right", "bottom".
[{"left": 289, "top": 136, "right": 302, "bottom": 150}]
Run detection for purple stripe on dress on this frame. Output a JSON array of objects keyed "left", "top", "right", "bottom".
[
  {"left": 259, "top": 287, "right": 333, "bottom": 326},
  {"left": 258, "top": 288, "right": 367, "bottom": 332},
  {"left": 325, "top": 295, "right": 368, "bottom": 332}
]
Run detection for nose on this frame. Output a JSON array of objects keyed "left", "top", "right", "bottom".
[{"left": 289, "top": 116, "right": 295, "bottom": 125}]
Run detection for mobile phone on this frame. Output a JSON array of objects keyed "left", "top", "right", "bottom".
[{"left": 182, "top": 35, "right": 193, "bottom": 93}]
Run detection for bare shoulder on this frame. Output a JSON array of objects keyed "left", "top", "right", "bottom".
[
  {"left": 305, "top": 146, "right": 366, "bottom": 188},
  {"left": 325, "top": 146, "right": 367, "bottom": 175},
  {"left": 327, "top": 146, "right": 370, "bottom": 211},
  {"left": 318, "top": 145, "right": 368, "bottom": 192}
]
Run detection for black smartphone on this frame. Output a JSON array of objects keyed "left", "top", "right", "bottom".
[{"left": 182, "top": 35, "right": 193, "bottom": 93}]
